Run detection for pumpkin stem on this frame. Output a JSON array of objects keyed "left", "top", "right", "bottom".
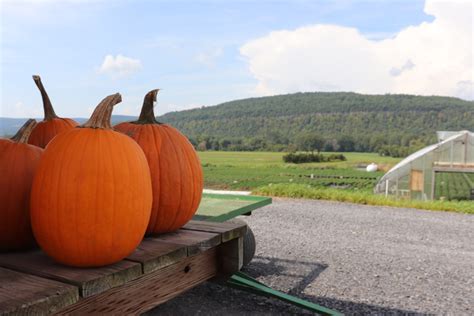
[
  {"left": 32, "top": 75, "right": 58, "bottom": 121},
  {"left": 136, "top": 89, "right": 160, "bottom": 124},
  {"left": 82, "top": 93, "right": 122, "bottom": 129},
  {"left": 11, "top": 119, "right": 37, "bottom": 143}
]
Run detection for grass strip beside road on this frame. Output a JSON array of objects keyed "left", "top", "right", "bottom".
[{"left": 253, "top": 184, "right": 474, "bottom": 214}]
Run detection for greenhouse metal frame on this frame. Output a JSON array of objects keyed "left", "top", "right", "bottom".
[{"left": 375, "top": 130, "right": 474, "bottom": 200}]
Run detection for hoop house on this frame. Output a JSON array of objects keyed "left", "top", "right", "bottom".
[{"left": 375, "top": 131, "right": 474, "bottom": 200}]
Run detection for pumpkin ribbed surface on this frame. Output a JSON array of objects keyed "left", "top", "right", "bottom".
[
  {"left": 0, "top": 141, "right": 42, "bottom": 250},
  {"left": 30, "top": 94, "right": 152, "bottom": 267},
  {"left": 28, "top": 118, "right": 78, "bottom": 148},
  {"left": 115, "top": 123, "right": 203, "bottom": 234},
  {"left": 115, "top": 89, "right": 203, "bottom": 234}
]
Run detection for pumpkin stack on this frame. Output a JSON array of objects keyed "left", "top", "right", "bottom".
[
  {"left": 30, "top": 93, "right": 153, "bottom": 267},
  {"left": 0, "top": 119, "right": 43, "bottom": 250},
  {"left": 28, "top": 75, "right": 78, "bottom": 148},
  {"left": 2, "top": 78, "right": 202, "bottom": 267},
  {"left": 115, "top": 89, "right": 203, "bottom": 234}
]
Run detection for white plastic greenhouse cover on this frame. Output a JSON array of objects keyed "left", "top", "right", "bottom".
[
  {"left": 437, "top": 131, "right": 461, "bottom": 142},
  {"left": 375, "top": 130, "right": 473, "bottom": 194}
]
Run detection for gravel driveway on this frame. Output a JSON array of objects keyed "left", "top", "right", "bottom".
[{"left": 148, "top": 198, "right": 474, "bottom": 315}]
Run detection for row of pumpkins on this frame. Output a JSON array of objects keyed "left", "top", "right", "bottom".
[{"left": 0, "top": 76, "right": 203, "bottom": 267}]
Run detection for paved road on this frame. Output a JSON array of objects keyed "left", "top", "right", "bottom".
[{"left": 149, "top": 199, "right": 474, "bottom": 315}]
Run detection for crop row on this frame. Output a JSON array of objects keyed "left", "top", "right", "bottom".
[{"left": 435, "top": 172, "right": 473, "bottom": 201}]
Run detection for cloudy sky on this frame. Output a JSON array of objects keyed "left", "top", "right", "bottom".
[{"left": 1, "top": 0, "right": 472, "bottom": 118}]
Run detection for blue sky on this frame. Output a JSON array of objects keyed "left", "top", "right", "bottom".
[{"left": 2, "top": 0, "right": 471, "bottom": 118}]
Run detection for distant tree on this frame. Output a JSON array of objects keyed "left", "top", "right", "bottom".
[
  {"left": 409, "top": 138, "right": 427, "bottom": 151},
  {"left": 247, "top": 137, "right": 266, "bottom": 151},
  {"left": 323, "top": 138, "right": 339, "bottom": 152},
  {"left": 266, "top": 130, "right": 289, "bottom": 145},
  {"left": 337, "top": 135, "right": 355, "bottom": 152},
  {"left": 197, "top": 141, "right": 207, "bottom": 151},
  {"left": 296, "top": 133, "right": 325, "bottom": 153},
  {"left": 187, "top": 137, "right": 197, "bottom": 148},
  {"left": 209, "top": 138, "right": 220, "bottom": 150},
  {"left": 219, "top": 139, "right": 232, "bottom": 150},
  {"left": 286, "top": 143, "right": 298, "bottom": 153}
]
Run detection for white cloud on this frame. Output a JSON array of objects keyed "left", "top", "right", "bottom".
[
  {"left": 240, "top": 0, "right": 473, "bottom": 100},
  {"left": 98, "top": 54, "right": 142, "bottom": 79},
  {"left": 195, "top": 48, "right": 223, "bottom": 67}
]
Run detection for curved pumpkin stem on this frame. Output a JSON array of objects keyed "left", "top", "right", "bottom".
[
  {"left": 11, "top": 119, "right": 37, "bottom": 143},
  {"left": 32, "top": 75, "right": 58, "bottom": 121},
  {"left": 136, "top": 89, "right": 160, "bottom": 124},
  {"left": 82, "top": 93, "right": 122, "bottom": 129}
]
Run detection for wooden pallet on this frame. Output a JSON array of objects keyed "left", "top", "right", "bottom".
[{"left": 0, "top": 220, "right": 246, "bottom": 315}]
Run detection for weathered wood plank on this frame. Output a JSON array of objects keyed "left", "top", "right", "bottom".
[
  {"left": 126, "top": 240, "right": 187, "bottom": 274},
  {"left": 0, "top": 251, "right": 142, "bottom": 298},
  {"left": 55, "top": 248, "right": 218, "bottom": 315},
  {"left": 219, "top": 237, "right": 244, "bottom": 276},
  {"left": 0, "top": 267, "right": 78, "bottom": 315},
  {"left": 182, "top": 220, "right": 247, "bottom": 242},
  {"left": 152, "top": 229, "right": 221, "bottom": 256},
  {"left": 0, "top": 222, "right": 246, "bottom": 314}
]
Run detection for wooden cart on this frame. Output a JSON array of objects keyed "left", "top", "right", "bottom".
[
  {"left": 0, "top": 196, "right": 250, "bottom": 315},
  {"left": 0, "top": 193, "right": 339, "bottom": 315}
]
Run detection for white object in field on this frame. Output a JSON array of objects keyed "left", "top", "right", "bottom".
[{"left": 366, "top": 163, "right": 378, "bottom": 172}]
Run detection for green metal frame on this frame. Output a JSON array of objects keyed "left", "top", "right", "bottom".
[
  {"left": 228, "top": 272, "right": 342, "bottom": 316},
  {"left": 195, "top": 193, "right": 272, "bottom": 222},
  {"left": 197, "top": 193, "right": 341, "bottom": 315}
]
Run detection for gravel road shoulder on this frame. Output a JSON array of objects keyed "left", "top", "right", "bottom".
[{"left": 149, "top": 198, "right": 474, "bottom": 315}]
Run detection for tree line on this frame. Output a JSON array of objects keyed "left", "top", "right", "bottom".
[
  {"left": 187, "top": 133, "right": 426, "bottom": 157},
  {"left": 158, "top": 92, "right": 474, "bottom": 157}
]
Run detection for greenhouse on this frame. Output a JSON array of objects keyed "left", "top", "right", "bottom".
[{"left": 375, "top": 130, "right": 474, "bottom": 200}]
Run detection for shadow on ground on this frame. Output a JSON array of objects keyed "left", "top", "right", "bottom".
[{"left": 147, "top": 256, "right": 424, "bottom": 315}]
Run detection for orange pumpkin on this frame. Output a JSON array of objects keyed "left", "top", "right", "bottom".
[
  {"left": 28, "top": 75, "right": 78, "bottom": 148},
  {"left": 30, "top": 94, "right": 152, "bottom": 267},
  {"left": 115, "top": 90, "right": 203, "bottom": 234},
  {"left": 0, "top": 119, "right": 43, "bottom": 250}
]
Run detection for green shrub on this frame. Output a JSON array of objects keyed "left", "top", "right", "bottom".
[
  {"left": 327, "top": 153, "right": 347, "bottom": 161},
  {"left": 283, "top": 153, "right": 346, "bottom": 164}
]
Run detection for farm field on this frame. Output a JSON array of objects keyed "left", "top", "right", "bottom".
[
  {"left": 198, "top": 151, "right": 474, "bottom": 214},
  {"left": 198, "top": 151, "right": 400, "bottom": 191},
  {"left": 435, "top": 172, "right": 474, "bottom": 200}
]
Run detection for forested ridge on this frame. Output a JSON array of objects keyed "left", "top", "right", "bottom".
[{"left": 158, "top": 92, "right": 474, "bottom": 155}]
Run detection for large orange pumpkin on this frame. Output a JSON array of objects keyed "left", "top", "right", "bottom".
[
  {"left": 28, "top": 75, "right": 78, "bottom": 148},
  {"left": 0, "top": 119, "right": 43, "bottom": 250},
  {"left": 115, "top": 90, "right": 203, "bottom": 234},
  {"left": 30, "top": 93, "right": 152, "bottom": 267}
]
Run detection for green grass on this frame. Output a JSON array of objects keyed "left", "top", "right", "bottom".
[
  {"left": 253, "top": 183, "right": 474, "bottom": 214},
  {"left": 198, "top": 151, "right": 473, "bottom": 214}
]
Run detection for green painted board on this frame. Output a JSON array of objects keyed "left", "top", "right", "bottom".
[{"left": 194, "top": 193, "right": 272, "bottom": 222}]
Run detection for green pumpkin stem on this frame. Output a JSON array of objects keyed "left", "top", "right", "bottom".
[
  {"left": 11, "top": 119, "right": 37, "bottom": 143},
  {"left": 135, "top": 89, "right": 160, "bottom": 124},
  {"left": 82, "top": 93, "right": 122, "bottom": 129},
  {"left": 32, "top": 75, "right": 58, "bottom": 121}
]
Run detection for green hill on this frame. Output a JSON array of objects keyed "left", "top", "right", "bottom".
[{"left": 158, "top": 92, "right": 474, "bottom": 154}]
